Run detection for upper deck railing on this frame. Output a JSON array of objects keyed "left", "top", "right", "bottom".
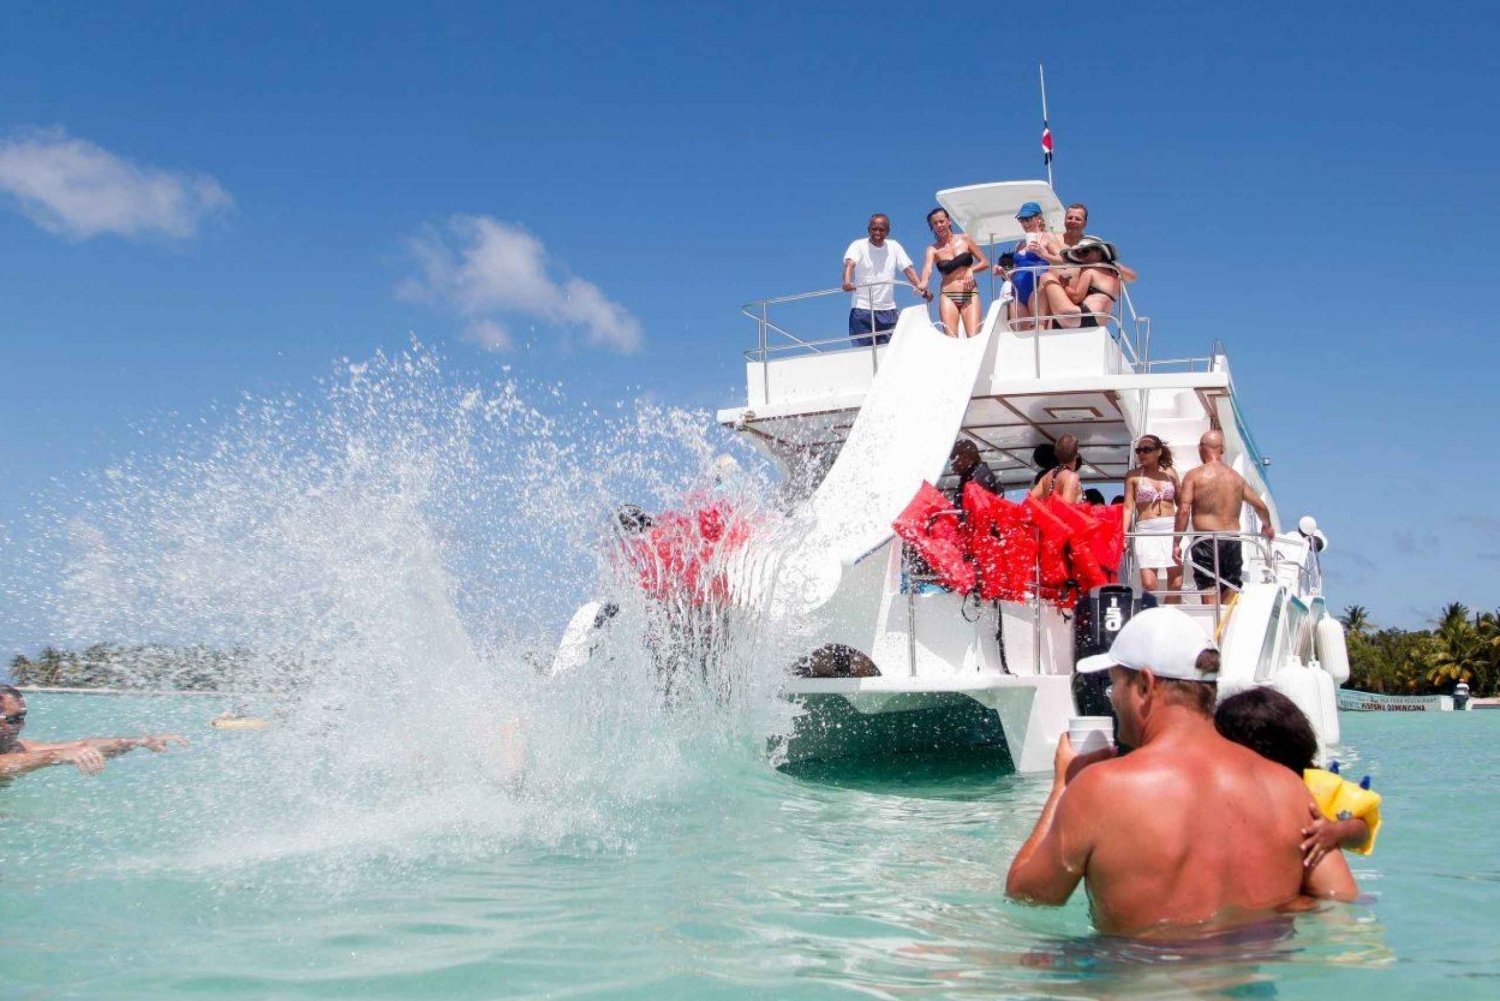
[{"left": 741, "top": 266, "right": 1148, "bottom": 372}]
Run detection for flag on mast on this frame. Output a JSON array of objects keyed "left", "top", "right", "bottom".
[{"left": 1038, "top": 63, "right": 1054, "bottom": 187}]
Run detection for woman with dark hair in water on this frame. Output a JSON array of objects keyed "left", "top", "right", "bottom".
[
  {"left": 919, "top": 207, "right": 989, "bottom": 338},
  {"left": 1124, "top": 433, "right": 1181, "bottom": 601}
]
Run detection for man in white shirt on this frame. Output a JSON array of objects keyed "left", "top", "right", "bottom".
[{"left": 842, "top": 214, "right": 927, "bottom": 347}]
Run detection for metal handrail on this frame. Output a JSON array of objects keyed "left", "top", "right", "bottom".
[
  {"left": 1119, "top": 528, "right": 1279, "bottom": 632},
  {"left": 742, "top": 265, "right": 1142, "bottom": 368}
]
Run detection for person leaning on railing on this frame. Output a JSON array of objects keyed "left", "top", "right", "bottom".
[
  {"left": 841, "top": 213, "right": 928, "bottom": 348},
  {"left": 1035, "top": 237, "right": 1124, "bottom": 329},
  {"left": 919, "top": 207, "right": 989, "bottom": 339}
]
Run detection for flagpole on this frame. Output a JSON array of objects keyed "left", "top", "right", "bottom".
[{"left": 1039, "top": 63, "right": 1053, "bottom": 189}]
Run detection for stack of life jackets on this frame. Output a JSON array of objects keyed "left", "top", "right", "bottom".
[
  {"left": 893, "top": 482, "right": 1125, "bottom": 609},
  {"left": 622, "top": 502, "right": 750, "bottom": 607}
]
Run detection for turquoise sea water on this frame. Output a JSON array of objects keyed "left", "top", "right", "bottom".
[{"left": 3, "top": 695, "right": 1497, "bottom": 1000}]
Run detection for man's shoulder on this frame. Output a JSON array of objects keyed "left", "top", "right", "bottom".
[{"left": 844, "top": 238, "right": 868, "bottom": 259}]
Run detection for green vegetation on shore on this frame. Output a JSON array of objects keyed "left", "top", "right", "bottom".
[
  {"left": 1343, "top": 603, "right": 1499, "bottom": 698},
  {"left": 7, "top": 601, "right": 1496, "bottom": 697},
  {"left": 7, "top": 644, "right": 286, "bottom": 692}
]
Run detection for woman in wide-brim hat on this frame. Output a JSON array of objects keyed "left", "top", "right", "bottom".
[{"left": 1036, "top": 237, "right": 1123, "bottom": 329}]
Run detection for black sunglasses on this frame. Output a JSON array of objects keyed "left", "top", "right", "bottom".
[
  {"left": 2, "top": 713, "right": 26, "bottom": 725},
  {"left": 1134, "top": 444, "right": 1160, "bottom": 454}
]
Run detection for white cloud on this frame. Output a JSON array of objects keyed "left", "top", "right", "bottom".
[
  {"left": 400, "top": 215, "right": 642, "bottom": 353},
  {"left": 463, "top": 319, "right": 514, "bottom": 351},
  {"left": 0, "top": 127, "right": 231, "bottom": 240}
]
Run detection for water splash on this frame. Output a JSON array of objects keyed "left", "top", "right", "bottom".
[{"left": 31, "top": 341, "right": 812, "bottom": 883}]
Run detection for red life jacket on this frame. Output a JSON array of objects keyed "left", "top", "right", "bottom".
[
  {"left": 1026, "top": 495, "right": 1074, "bottom": 590},
  {"left": 1088, "top": 503, "right": 1127, "bottom": 580},
  {"left": 893, "top": 482, "right": 975, "bottom": 593},
  {"left": 963, "top": 483, "right": 1036, "bottom": 602}
]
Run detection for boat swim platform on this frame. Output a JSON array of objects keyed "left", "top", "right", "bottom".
[{"left": 783, "top": 672, "right": 1075, "bottom": 772}]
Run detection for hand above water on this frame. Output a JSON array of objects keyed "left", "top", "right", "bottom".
[
  {"left": 60, "top": 745, "right": 107, "bottom": 775},
  {"left": 1053, "top": 733, "right": 1117, "bottom": 788}
]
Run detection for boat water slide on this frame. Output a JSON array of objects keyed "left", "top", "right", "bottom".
[
  {"left": 767, "top": 306, "right": 994, "bottom": 615},
  {"left": 552, "top": 306, "right": 994, "bottom": 672}
]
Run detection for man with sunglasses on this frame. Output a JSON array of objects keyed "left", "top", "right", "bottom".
[
  {"left": 0, "top": 685, "right": 186, "bottom": 780},
  {"left": 1006, "top": 608, "right": 1356, "bottom": 936}
]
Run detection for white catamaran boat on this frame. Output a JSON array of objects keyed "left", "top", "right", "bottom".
[{"left": 558, "top": 180, "right": 1350, "bottom": 772}]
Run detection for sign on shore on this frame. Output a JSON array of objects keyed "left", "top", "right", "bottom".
[{"left": 1337, "top": 689, "right": 1455, "bottom": 712}]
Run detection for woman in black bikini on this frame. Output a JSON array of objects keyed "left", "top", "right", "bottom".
[
  {"left": 919, "top": 207, "right": 989, "bottom": 338},
  {"left": 1036, "top": 237, "right": 1122, "bottom": 329}
]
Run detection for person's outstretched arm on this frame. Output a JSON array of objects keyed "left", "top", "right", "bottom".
[
  {"left": 902, "top": 264, "right": 928, "bottom": 299},
  {"left": 24, "top": 734, "right": 186, "bottom": 758},
  {"left": 1241, "top": 480, "right": 1275, "bottom": 539},
  {"left": 1, "top": 744, "right": 107, "bottom": 777}
]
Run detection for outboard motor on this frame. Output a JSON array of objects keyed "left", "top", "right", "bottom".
[
  {"left": 1455, "top": 681, "right": 1471, "bottom": 711},
  {"left": 1072, "top": 584, "right": 1158, "bottom": 717}
]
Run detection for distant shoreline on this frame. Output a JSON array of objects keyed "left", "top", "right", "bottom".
[{"left": 15, "top": 686, "right": 240, "bottom": 698}]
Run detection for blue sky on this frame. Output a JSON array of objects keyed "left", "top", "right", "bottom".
[{"left": 2, "top": 1, "right": 1497, "bottom": 653}]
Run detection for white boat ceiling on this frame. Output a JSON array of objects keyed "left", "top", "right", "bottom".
[
  {"left": 730, "top": 386, "right": 1180, "bottom": 489},
  {"left": 936, "top": 180, "right": 1066, "bottom": 247}
]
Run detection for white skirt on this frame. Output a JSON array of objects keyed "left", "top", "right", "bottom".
[{"left": 1134, "top": 516, "right": 1178, "bottom": 570}]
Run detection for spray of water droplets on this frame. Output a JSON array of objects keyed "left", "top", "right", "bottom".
[{"left": 22, "top": 341, "right": 821, "bottom": 884}]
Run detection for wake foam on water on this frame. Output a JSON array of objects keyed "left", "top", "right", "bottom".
[{"left": 31, "top": 342, "right": 814, "bottom": 885}]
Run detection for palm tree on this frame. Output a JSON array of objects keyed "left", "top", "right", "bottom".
[
  {"left": 1425, "top": 603, "right": 1485, "bottom": 689},
  {"left": 1340, "top": 605, "right": 1373, "bottom": 640}
]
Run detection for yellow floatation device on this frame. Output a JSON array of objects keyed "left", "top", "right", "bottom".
[
  {"left": 211, "top": 715, "right": 269, "bottom": 730},
  {"left": 1303, "top": 767, "right": 1382, "bottom": 854}
]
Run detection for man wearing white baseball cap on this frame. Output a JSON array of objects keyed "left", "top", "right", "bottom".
[{"left": 1006, "top": 608, "right": 1357, "bottom": 937}]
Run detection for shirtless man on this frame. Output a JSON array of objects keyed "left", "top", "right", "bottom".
[
  {"left": 0, "top": 685, "right": 186, "bottom": 780},
  {"left": 1006, "top": 608, "right": 1357, "bottom": 937},
  {"left": 1029, "top": 433, "right": 1082, "bottom": 504},
  {"left": 1174, "top": 430, "right": 1275, "bottom": 604}
]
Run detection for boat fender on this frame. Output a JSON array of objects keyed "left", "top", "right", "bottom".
[
  {"left": 1311, "top": 662, "right": 1341, "bottom": 746},
  {"left": 1315, "top": 618, "right": 1352, "bottom": 685},
  {"left": 1303, "top": 767, "right": 1382, "bottom": 854},
  {"left": 1271, "top": 662, "right": 1324, "bottom": 747}
]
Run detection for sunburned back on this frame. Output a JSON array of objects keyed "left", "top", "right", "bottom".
[
  {"left": 1080, "top": 741, "right": 1309, "bottom": 936},
  {"left": 1185, "top": 462, "right": 1246, "bottom": 531}
]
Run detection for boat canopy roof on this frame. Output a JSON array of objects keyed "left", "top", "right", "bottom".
[{"left": 935, "top": 180, "right": 1065, "bottom": 247}]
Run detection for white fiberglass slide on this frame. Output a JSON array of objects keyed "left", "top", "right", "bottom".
[{"left": 774, "top": 306, "right": 993, "bottom": 612}]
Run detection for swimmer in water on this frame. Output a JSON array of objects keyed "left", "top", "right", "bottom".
[{"left": 0, "top": 685, "right": 187, "bottom": 780}]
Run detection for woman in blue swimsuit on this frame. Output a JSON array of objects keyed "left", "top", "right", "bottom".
[
  {"left": 997, "top": 201, "right": 1058, "bottom": 330},
  {"left": 919, "top": 207, "right": 990, "bottom": 338}
]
